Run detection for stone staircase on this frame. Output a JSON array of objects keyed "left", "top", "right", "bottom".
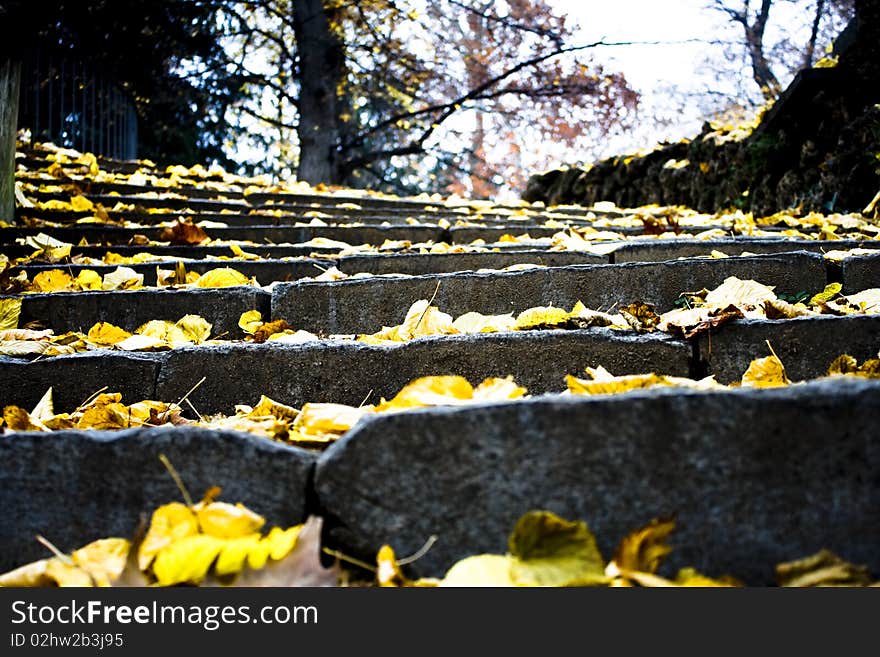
[{"left": 2, "top": 141, "right": 879, "bottom": 584}]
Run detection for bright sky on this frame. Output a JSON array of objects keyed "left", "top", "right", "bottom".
[{"left": 548, "top": 0, "right": 732, "bottom": 158}]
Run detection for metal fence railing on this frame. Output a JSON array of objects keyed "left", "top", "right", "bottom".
[{"left": 17, "top": 50, "right": 138, "bottom": 160}]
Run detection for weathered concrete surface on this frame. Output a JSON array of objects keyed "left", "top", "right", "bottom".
[
  {"left": 1, "top": 224, "right": 446, "bottom": 247},
  {"left": 337, "top": 250, "right": 608, "bottom": 275},
  {"left": 14, "top": 259, "right": 324, "bottom": 287},
  {"left": 273, "top": 252, "right": 826, "bottom": 334},
  {"left": 611, "top": 238, "right": 880, "bottom": 264},
  {"left": 0, "top": 244, "right": 340, "bottom": 260},
  {"left": 0, "top": 426, "right": 316, "bottom": 571},
  {"left": 0, "top": 351, "right": 160, "bottom": 413},
  {"left": 839, "top": 252, "right": 880, "bottom": 294},
  {"left": 315, "top": 378, "right": 880, "bottom": 584},
  {"left": 11, "top": 287, "right": 270, "bottom": 338},
  {"left": 696, "top": 315, "right": 880, "bottom": 383},
  {"left": 154, "top": 331, "right": 690, "bottom": 414}
]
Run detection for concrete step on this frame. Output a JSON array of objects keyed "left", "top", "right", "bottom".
[
  {"left": 0, "top": 329, "right": 690, "bottom": 413},
  {"left": 272, "top": 252, "right": 827, "bottom": 335},
  {"left": 0, "top": 426, "right": 315, "bottom": 572},
  {"left": 315, "top": 377, "right": 880, "bottom": 584}
]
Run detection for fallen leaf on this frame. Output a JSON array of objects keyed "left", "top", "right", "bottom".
[
  {"left": 87, "top": 322, "right": 133, "bottom": 346},
  {"left": 439, "top": 554, "right": 516, "bottom": 587},
  {"left": 397, "top": 299, "right": 456, "bottom": 340},
  {"left": 0, "top": 298, "right": 21, "bottom": 330},
  {"left": 472, "top": 376, "right": 528, "bottom": 401},
  {"left": 376, "top": 545, "right": 407, "bottom": 587},
  {"left": 238, "top": 310, "right": 263, "bottom": 334},
  {"left": 175, "top": 314, "right": 212, "bottom": 343},
  {"left": 102, "top": 266, "right": 144, "bottom": 291},
  {"left": 195, "top": 267, "right": 250, "bottom": 288},
  {"left": 195, "top": 501, "right": 266, "bottom": 539},
  {"left": 619, "top": 302, "right": 660, "bottom": 332},
  {"left": 452, "top": 311, "right": 515, "bottom": 333},
  {"left": 375, "top": 375, "right": 473, "bottom": 411},
  {"left": 159, "top": 218, "right": 209, "bottom": 245},
  {"left": 704, "top": 277, "right": 776, "bottom": 314},
  {"left": 513, "top": 306, "right": 570, "bottom": 330},
  {"left": 508, "top": 511, "right": 608, "bottom": 587},
  {"left": 70, "top": 195, "right": 95, "bottom": 212},
  {"left": 32, "top": 269, "right": 74, "bottom": 292},
  {"left": 611, "top": 517, "right": 676, "bottom": 575},
  {"left": 808, "top": 282, "right": 842, "bottom": 305},
  {"left": 776, "top": 549, "right": 873, "bottom": 587},
  {"left": 741, "top": 346, "right": 790, "bottom": 388},
  {"left": 138, "top": 502, "right": 200, "bottom": 570},
  {"left": 75, "top": 269, "right": 103, "bottom": 290},
  {"left": 3, "top": 405, "right": 47, "bottom": 432},
  {"left": 215, "top": 516, "right": 339, "bottom": 587}
]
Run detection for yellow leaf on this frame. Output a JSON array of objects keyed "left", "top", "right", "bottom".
[
  {"left": 808, "top": 282, "right": 842, "bottom": 305},
  {"left": 472, "top": 376, "right": 527, "bottom": 401},
  {"left": 377, "top": 545, "right": 407, "bottom": 587},
  {"left": 827, "top": 354, "right": 859, "bottom": 375},
  {"left": 136, "top": 320, "right": 187, "bottom": 343},
  {"left": 0, "top": 298, "right": 21, "bottom": 330},
  {"left": 248, "top": 395, "right": 299, "bottom": 422},
  {"left": 230, "top": 244, "right": 261, "bottom": 260},
  {"left": 0, "top": 559, "right": 54, "bottom": 587},
  {"left": 514, "top": 306, "right": 571, "bottom": 330},
  {"left": 70, "top": 195, "right": 95, "bottom": 212},
  {"left": 138, "top": 502, "right": 200, "bottom": 570},
  {"left": 71, "top": 538, "right": 130, "bottom": 586},
  {"left": 31, "top": 269, "right": 74, "bottom": 292},
  {"left": 195, "top": 267, "right": 250, "bottom": 288},
  {"left": 452, "top": 311, "right": 515, "bottom": 333},
  {"left": 75, "top": 402, "right": 131, "bottom": 430},
  {"left": 126, "top": 399, "right": 170, "bottom": 423},
  {"left": 840, "top": 288, "right": 880, "bottom": 314},
  {"left": 45, "top": 558, "right": 95, "bottom": 587},
  {"left": 508, "top": 511, "right": 608, "bottom": 587},
  {"left": 268, "top": 329, "right": 319, "bottom": 344},
  {"left": 87, "top": 322, "right": 132, "bottom": 346},
  {"left": 175, "top": 314, "right": 212, "bottom": 343},
  {"left": 238, "top": 310, "right": 263, "bottom": 334},
  {"left": 704, "top": 277, "right": 776, "bottom": 312},
  {"left": 263, "top": 525, "right": 302, "bottom": 561},
  {"left": 566, "top": 371, "right": 666, "bottom": 395},
  {"left": 741, "top": 346, "right": 790, "bottom": 388},
  {"left": 674, "top": 567, "right": 740, "bottom": 587},
  {"left": 213, "top": 534, "right": 263, "bottom": 576},
  {"left": 397, "top": 299, "right": 457, "bottom": 340},
  {"left": 611, "top": 517, "right": 675, "bottom": 575},
  {"left": 102, "top": 266, "right": 144, "bottom": 290},
  {"left": 195, "top": 501, "right": 266, "bottom": 539},
  {"left": 763, "top": 298, "right": 815, "bottom": 319},
  {"left": 440, "top": 554, "right": 517, "bottom": 587},
  {"left": 293, "top": 403, "right": 371, "bottom": 437},
  {"left": 375, "top": 375, "right": 473, "bottom": 411},
  {"left": 775, "top": 549, "right": 873, "bottom": 587},
  {"left": 75, "top": 269, "right": 103, "bottom": 290},
  {"left": 113, "top": 333, "right": 170, "bottom": 351},
  {"left": 30, "top": 387, "right": 54, "bottom": 422},
  {"left": 151, "top": 534, "right": 225, "bottom": 585},
  {"left": 2, "top": 405, "right": 47, "bottom": 432}
]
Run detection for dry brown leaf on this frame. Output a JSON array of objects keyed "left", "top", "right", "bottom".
[
  {"left": 158, "top": 218, "right": 209, "bottom": 245},
  {"left": 776, "top": 549, "right": 873, "bottom": 587}
]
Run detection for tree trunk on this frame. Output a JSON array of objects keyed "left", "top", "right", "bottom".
[
  {"left": 0, "top": 59, "right": 21, "bottom": 223},
  {"left": 746, "top": 0, "right": 783, "bottom": 100},
  {"left": 292, "top": 0, "right": 349, "bottom": 185}
]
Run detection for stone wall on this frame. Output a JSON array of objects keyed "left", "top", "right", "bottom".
[{"left": 524, "top": 10, "right": 880, "bottom": 217}]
